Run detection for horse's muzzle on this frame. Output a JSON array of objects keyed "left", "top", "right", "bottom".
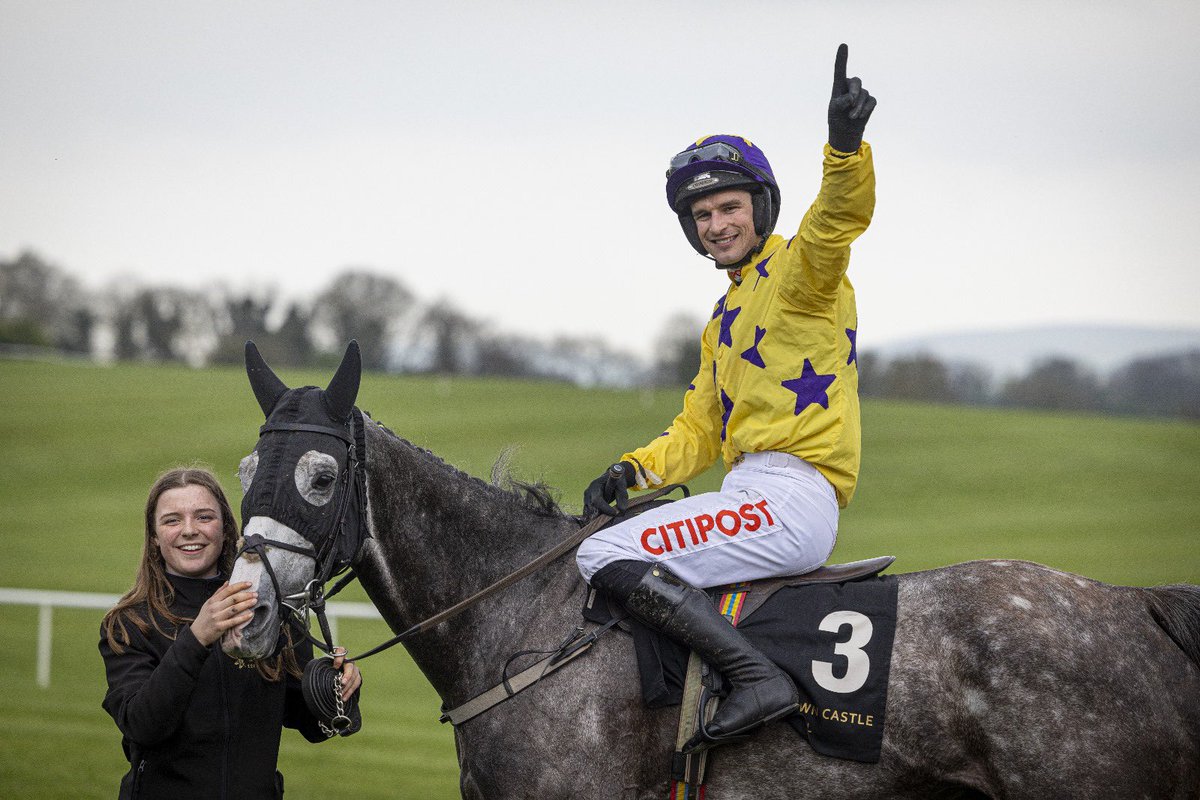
[{"left": 221, "top": 558, "right": 280, "bottom": 660}]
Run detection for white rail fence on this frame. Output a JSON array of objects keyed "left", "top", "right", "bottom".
[{"left": 0, "top": 587, "right": 383, "bottom": 688}]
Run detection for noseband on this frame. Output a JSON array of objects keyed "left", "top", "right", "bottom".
[{"left": 236, "top": 409, "right": 368, "bottom": 658}]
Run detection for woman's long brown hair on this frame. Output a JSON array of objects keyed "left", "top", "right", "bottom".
[{"left": 101, "top": 466, "right": 299, "bottom": 681}]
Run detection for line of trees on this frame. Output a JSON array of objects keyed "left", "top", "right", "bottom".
[
  {"left": 2, "top": 250, "right": 1197, "bottom": 419},
  {"left": 858, "top": 351, "right": 1200, "bottom": 419},
  {"left": 0, "top": 250, "right": 645, "bottom": 386}
]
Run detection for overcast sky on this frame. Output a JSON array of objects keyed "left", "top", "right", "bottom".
[{"left": 2, "top": 0, "right": 1197, "bottom": 352}]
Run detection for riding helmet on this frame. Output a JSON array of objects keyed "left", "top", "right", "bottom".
[{"left": 665, "top": 134, "right": 782, "bottom": 262}]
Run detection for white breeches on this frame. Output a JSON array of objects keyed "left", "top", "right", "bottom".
[{"left": 576, "top": 451, "right": 839, "bottom": 589}]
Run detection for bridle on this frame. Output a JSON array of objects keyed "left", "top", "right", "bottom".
[{"left": 235, "top": 409, "right": 369, "bottom": 660}]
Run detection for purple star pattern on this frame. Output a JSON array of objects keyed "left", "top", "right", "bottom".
[
  {"left": 720, "top": 389, "right": 733, "bottom": 441},
  {"left": 753, "top": 256, "right": 771, "bottom": 290},
  {"left": 719, "top": 304, "right": 741, "bottom": 347},
  {"left": 740, "top": 326, "right": 767, "bottom": 368},
  {"left": 712, "top": 295, "right": 726, "bottom": 320},
  {"left": 781, "top": 359, "right": 836, "bottom": 415},
  {"left": 846, "top": 328, "right": 857, "bottom": 365}
]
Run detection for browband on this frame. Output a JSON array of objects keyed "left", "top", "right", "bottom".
[{"left": 259, "top": 422, "right": 354, "bottom": 445}]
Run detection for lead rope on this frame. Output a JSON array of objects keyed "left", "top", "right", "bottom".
[{"left": 301, "top": 654, "right": 361, "bottom": 737}]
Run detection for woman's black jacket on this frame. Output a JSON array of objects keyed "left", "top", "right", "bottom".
[{"left": 99, "top": 573, "right": 327, "bottom": 799}]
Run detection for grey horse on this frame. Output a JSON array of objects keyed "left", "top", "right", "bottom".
[{"left": 224, "top": 342, "right": 1200, "bottom": 799}]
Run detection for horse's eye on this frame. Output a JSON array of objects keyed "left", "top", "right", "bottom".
[{"left": 295, "top": 451, "right": 339, "bottom": 506}]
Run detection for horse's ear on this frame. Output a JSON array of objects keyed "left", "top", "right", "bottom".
[
  {"left": 245, "top": 341, "right": 289, "bottom": 417},
  {"left": 324, "top": 340, "right": 361, "bottom": 420}
]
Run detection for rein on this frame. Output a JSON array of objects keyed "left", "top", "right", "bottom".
[
  {"left": 240, "top": 407, "right": 688, "bottom": 666},
  {"left": 345, "top": 484, "right": 687, "bottom": 662}
]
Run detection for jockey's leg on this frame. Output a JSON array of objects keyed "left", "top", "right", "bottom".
[
  {"left": 591, "top": 559, "right": 798, "bottom": 750},
  {"left": 577, "top": 452, "right": 838, "bottom": 750}
]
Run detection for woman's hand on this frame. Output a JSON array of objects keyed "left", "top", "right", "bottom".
[
  {"left": 331, "top": 649, "right": 363, "bottom": 700},
  {"left": 191, "top": 581, "right": 257, "bottom": 646}
]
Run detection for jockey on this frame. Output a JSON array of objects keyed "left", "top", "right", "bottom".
[{"left": 577, "top": 44, "right": 877, "bottom": 753}]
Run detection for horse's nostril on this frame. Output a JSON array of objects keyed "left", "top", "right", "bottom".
[{"left": 221, "top": 626, "right": 242, "bottom": 650}]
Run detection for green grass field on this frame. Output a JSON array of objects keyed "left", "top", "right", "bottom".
[{"left": 1, "top": 358, "right": 1197, "bottom": 799}]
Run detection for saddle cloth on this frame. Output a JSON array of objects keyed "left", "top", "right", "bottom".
[{"left": 584, "top": 557, "right": 898, "bottom": 763}]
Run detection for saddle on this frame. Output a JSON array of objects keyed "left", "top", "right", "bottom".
[{"left": 681, "top": 555, "right": 893, "bottom": 623}]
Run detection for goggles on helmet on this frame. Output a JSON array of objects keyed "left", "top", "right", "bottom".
[{"left": 666, "top": 142, "right": 747, "bottom": 177}]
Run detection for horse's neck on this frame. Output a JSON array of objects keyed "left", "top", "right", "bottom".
[{"left": 355, "top": 421, "right": 582, "bottom": 700}]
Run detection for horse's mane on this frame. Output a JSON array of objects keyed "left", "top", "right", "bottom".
[
  {"left": 1147, "top": 584, "right": 1200, "bottom": 669},
  {"left": 364, "top": 411, "right": 566, "bottom": 520}
]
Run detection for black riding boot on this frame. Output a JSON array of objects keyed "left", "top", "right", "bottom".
[{"left": 591, "top": 560, "right": 799, "bottom": 751}]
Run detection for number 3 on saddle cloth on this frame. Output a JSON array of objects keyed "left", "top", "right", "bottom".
[{"left": 583, "top": 548, "right": 899, "bottom": 764}]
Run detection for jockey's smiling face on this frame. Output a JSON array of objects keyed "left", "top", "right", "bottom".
[{"left": 690, "top": 189, "right": 759, "bottom": 267}]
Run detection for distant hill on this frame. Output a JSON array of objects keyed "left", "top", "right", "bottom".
[{"left": 868, "top": 324, "right": 1200, "bottom": 380}]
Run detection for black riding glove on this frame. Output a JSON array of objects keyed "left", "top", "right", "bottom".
[
  {"left": 583, "top": 461, "right": 638, "bottom": 517},
  {"left": 827, "top": 43, "right": 877, "bottom": 155}
]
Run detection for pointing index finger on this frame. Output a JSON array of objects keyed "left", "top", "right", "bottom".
[{"left": 832, "top": 43, "right": 848, "bottom": 95}]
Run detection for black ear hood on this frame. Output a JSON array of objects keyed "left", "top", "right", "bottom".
[
  {"left": 245, "top": 339, "right": 361, "bottom": 422},
  {"left": 323, "top": 340, "right": 361, "bottom": 421},
  {"left": 241, "top": 341, "right": 368, "bottom": 572},
  {"left": 246, "top": 341, "right": 290, "bottom": 416}
]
